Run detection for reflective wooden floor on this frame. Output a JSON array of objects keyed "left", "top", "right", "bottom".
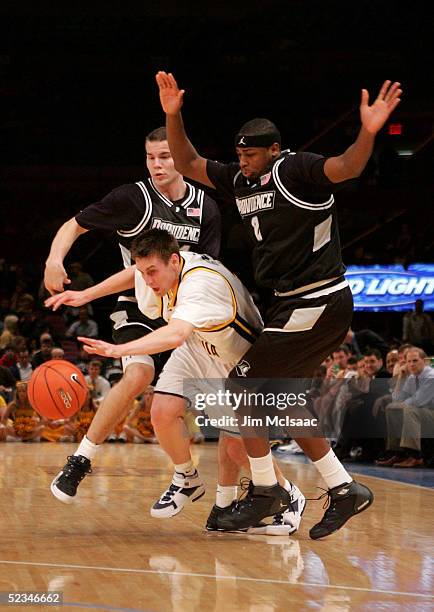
[{"left": 1, "top": 443, "right": 433, "bottom": 611}]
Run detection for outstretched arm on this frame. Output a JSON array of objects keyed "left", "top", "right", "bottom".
[
  {"left": 78, "top": 318, "right": 194, "bottom": 358},
  {"left": 324, "top": 80, "right": 402, "bottom": 183},
  {"left": 45, "top": 266, "right": 136, "bottom": 311},
  {"left": 156, "top": 71, "right": 215, "bottom": 188},
  {"left": 44, "top": 218, "right": 89, "bottom": 294}
]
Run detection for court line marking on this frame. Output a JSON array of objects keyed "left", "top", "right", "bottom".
[
  {"left": 347, "top": 469, "right": 434, "bottom": 491},
  {"left": 1, "top": 559, "right": 433, "bottom": 600},
  {"left": 275, "top": 454, "right": 434, "bottom": 491}
]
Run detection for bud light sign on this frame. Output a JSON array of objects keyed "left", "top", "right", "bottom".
[{"left": 345, "top": 264, "right": 434, "bottom": 311}]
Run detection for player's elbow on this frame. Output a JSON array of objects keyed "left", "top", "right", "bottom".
[
  {"left": 170, "top": 323, "right": 192, "bottom": 348},
  {"left": 348, "top": 165, "right": 363, "bottom": 179},
  {"left": 171, "top": 330, "right": 189, "bottom": 348}
]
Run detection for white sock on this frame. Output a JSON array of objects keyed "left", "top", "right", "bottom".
[
  {"left": 216, "top": 485, "right": 238, "bottom": 508},
  {"left": 248, "top": 451, "right": 278, "bottom": 487},
  {"left": 174, "top": 460, "right": 195, "bottom": 476},
  {"left": 313, "top": 449, "right": 353, "bottom": 490},
  {"left": 74, "top": 435, "right": 100, "bottom": 461},
  {"left": 283, "top": 479, "right": 292, "bottom": 493}
]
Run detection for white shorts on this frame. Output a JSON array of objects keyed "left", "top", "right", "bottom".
[
  {"left": 155, "top": 337, "right": 240, "bottom": 435},
  {"left": 121, "top": 353, "right": 155, "bottom": 372}
]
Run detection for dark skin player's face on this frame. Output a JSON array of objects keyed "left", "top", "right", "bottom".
[{"left": 236, "top": 144, "right": 281, "bottom": 179}]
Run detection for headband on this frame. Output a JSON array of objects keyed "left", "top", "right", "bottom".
[{"left": 234, "top": 131, "right": 281, "bottom": 148}]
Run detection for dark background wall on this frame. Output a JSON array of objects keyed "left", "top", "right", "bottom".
[{"left": 1, "top": 0, "right": 433, "bottom": 340}]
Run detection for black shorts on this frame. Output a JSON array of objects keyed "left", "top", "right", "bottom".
[
  {"left": 230, "top": 283, "right": 353, "bottom": 380},
  {"left": 110, "top": 298, "right": 172, "bottom": 383}
]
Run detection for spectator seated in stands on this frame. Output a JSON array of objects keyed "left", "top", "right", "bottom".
[
  {"left": 10, "top": 348, "right": 33, "bottom": 382},
  {"left": 344, "top": 327, "right": 389, "bottom": 359},
  {"left": 66, "top": 385, "right": 99, "bottom": 442},
  {"left": 335, "top": 349, "right": 391, "bottom": 462},
  {"left": 51, "top": 347, "right": 65, "bottom": 360},
  {"left": 377, "top": 348, "right": 434, "bottom": 468},
  {"left": 31, "top": 332, "right": 54, "bottom": 368},
  {"left": 0, "top": 314, "right": 19, "bottom": 351},
  {"left": 371, "top": 346, "right": 413, "bottom": 444},
  {"left": 85, "top": 359, "right": 111, "bottom": 405},
  {"left": 68, "top": 262, "right": 94, "bottom": 291},
  {"left": 0, "top": 392, "right": 15, "bottom": 441},
  {"left": 313, "top": 345, "right": 355, "bottom": 438},
  {"left": 66, "top": 306, "right": 98, "bottom": 340},
  {"left": 2, "top": 382, "right": 44, "bottom": 442},
  {"left": 0, "top": 363, "right": 16, "bottom": 402},
  {"left": 75, "top": 343, "right": 91, "bottom": 374},
  {"left": 403, "top": 299, "right": 433, "bottom": 355},
  {"left": 0, "top": 345, "right": 17, "bottom": 368},
  {"left": 385, "top": 349, "right": 399, "bottom": 375},
  {"left": 9, "top": 281, "right": 34, "bottom": 314}
]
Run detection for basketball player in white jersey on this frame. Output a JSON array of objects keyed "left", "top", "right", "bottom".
[
  {"left": 45, "top": 127, "right": 220, "bottom": 505},
  {"left": 48, "top": 228, "right": 306, "bottom": 533}
]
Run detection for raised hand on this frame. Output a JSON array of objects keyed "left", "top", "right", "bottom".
[
  {"left": 360, "top": 80, "right": 402, "bottom": 135},
  {"left": 45, "top": 290, "right": 88, "bottom": 311},
  {"left": 78, "top": 336, "right": 121, "bottom": 358},
  {"left": 156, "top": 71, "right": 185, "bottom": 115}
]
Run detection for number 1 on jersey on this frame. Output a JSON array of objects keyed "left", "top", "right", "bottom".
[{"left": 251, "top": 215, "right": 263, "bottom": 241}]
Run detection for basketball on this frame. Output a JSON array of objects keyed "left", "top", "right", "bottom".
[{"left": 28, "top": 360, "right": 87, "bottom": 419}]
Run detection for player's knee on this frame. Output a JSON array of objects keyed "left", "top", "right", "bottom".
[
  {"left": 151, "top": 395, "right": 185, "bottom": 429},
  {"left": 118, "top": 364, "right": 154, "bottom": 398}
]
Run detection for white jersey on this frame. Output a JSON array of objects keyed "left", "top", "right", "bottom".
[{"left": 135, "top": 251, "right": 263, "bottom": 364}]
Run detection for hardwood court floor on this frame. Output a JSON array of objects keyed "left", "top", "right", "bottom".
[{"left": 1, "top": 442, "right": 433, "bottom": 611}]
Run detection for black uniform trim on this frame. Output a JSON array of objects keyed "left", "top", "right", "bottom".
[
  {"left": 167, "top": 257, "right": 186, "bottom": 311},
  {"left": 229, "top": 319, "right": 258, "bottom": 344}
]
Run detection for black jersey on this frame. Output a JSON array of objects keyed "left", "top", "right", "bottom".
[
  {"left": 76, "top": 178, "right": 221, "bottom": 269},
  {"left": 207, "top": 151, "right": 346, "bottom": 293}
]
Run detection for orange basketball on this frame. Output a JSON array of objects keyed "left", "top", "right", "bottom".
[{"left": 28, "top": 360, "right": 87, "bottom": 419}]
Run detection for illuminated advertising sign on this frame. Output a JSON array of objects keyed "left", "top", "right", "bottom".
[{"left": 345, "top": 264, "right": 434, "bottom": 311}]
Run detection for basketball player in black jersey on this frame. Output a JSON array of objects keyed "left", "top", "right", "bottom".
[
  {"left": 157, "top": 71, "right": 402, "bottom": 538},
  {"left": 45, "top": 127, "right": 221, "bottom": 506}
]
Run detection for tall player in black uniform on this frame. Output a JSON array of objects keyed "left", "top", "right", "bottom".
[
  {"left": 45, "top": 127, "right": 221, "bottom": 505},
  {"left": 156, "top": 71, "right": 402, "bottom": 539}
]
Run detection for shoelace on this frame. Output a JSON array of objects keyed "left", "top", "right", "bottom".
[
  {"left": 161, "top": 483, "right": 180, "bottom": 502},
  {"left": 63, "top": 456, "right": 92, "bottom": 480},
  {"left": 231, "top": 477, "right": 254, "bottom": 511},
  {"left": 272, "top": 512, "right": 284, "bottom": 525},
  {"left": 307, "top": 487, "right": 330, "bottom": 508},
  {"left": 307, "top": 488, "right": 342, "bottom": 524},
  {"left": 234, "top": 478, "right": 295, "bottom": 516}
]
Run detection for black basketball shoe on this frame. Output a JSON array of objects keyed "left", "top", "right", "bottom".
[
  {"left": 51, "top": 455, "right": 92, "bottom": 504},
  {"left": 206, "top": 502, "right": 238, "bottom": 531},
  {"left": 309, "top": 480, "right": 374, "bottom": 540},
  {"left": 216, "top": 480, "right": 292, "bottom": 531}
]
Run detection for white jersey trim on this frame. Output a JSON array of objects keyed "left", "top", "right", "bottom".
[
  {"left": 301, "top": 280, "right": 348, "bottom": 299},
  {"left": 233, "top": 170, "right": 242, "bottom": 187},
  {"left": 117, "top": 181, "right": 153, "bottom": 237},
  {"left": 272, "top": 157, "right": 334, "bottom": 210},
  {"left": 148, "top": 178, "right": 173, "bottom": 208},
  {"left": 180, "top": 183, "right": 196, "bottom": 209}
]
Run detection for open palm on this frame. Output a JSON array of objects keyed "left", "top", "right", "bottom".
[
  {"left": 360, "top": 80, "right": 402, "bottom": 134},
  {"left": 156, "top": 71, "right": 185, "bottom": 115}
]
